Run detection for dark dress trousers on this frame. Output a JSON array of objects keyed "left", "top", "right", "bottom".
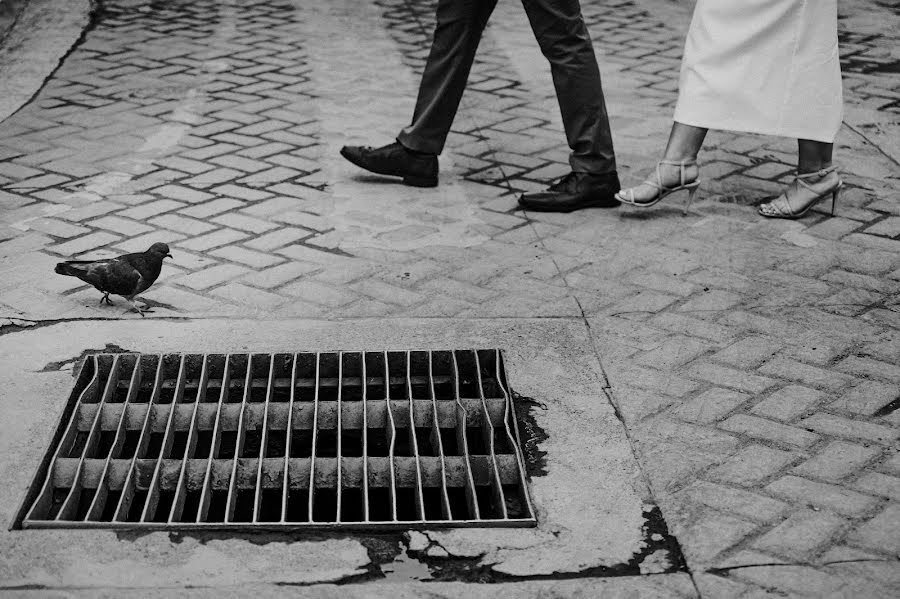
[{"left": 396, "top": 0, "right": 617, "bottom": 175}]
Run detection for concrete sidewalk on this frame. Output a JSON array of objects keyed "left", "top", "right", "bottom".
[{"left": 0, "top": 0, "right": 898, "bottom": 596}]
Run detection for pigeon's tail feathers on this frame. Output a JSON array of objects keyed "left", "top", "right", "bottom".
[{"left": 55, "top": 262, "right": 82, "bottom": 277}]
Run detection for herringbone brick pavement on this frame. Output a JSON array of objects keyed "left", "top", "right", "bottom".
[{"left": 0, "top": 0, "right": 898, "bottom": 595}]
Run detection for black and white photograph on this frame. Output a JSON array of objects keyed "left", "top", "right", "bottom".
[{"left": 0, "top": 0, "right": 898, "bottom": 597}]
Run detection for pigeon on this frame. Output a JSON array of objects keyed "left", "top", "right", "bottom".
[{"left": 54, "top": 242, "right": 172, "bottom": 316}]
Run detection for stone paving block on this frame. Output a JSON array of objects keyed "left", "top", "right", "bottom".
[
  {"left": 719, "top": 310, "right": 808, "bottom": 340},
  {"left": 209, "top": 154, "right": 271, "bottom": 173},
  {"left": 279, "top": 279, "right": 358, "bottom": 308},
  {"left": 611, "top": 386, "right": 678, "bottom": 424},
  {"left": 241, "top": 227, "right": 312, "bottom": 253},
  {"left": 800, "top": 414, "right": 899, "bottom": 445},
  {"left": 89, "top": 215, "right": 155, "bottom": 237},
  {"left": 805, "top": 217, "right": 863, "bottom": 240},
  {"left": 767, "top": 475, "right": 881, "bottom": 517},
  {"left": 211, "top": 212, "right": 278, "bottom": 233},
  {"left": 679, "top": 481, "right": 790, "bottom": 523},
  {"left": 727, "top": 555, "right": 846, "bottom": 597},
  {"left": 709, "top": 445, "right": 798, "bottom": 486},
  {"left": 636, "top": 335, "right": 710, "bottom": 370},
  {"left": 209, "top": 245, "right": 285, "bottom": 268},
  {"left": 23, "top": 218, "right": 91, "bottom": 239},
  {"left": 757, "top": 357, "right": 855, "bottom": 391},
  {"left": 117, "top": 199, "right": 186, "bottom": 220},
  {"left": 686, "top": 363, "right": 777, "bottom": 394},
  {"left": 675, "top": 506, "right": 759, "bottom": 563},
  {"left": 241, "top": 196, "right": 308, "bottom": 217},
  {"left": 632, "top": 416, "right": 740, "bottom": 493},
  {"left": 628, "top": 270, "right": 696, "bottom": 297},
  {"left": 152, "top": 184, "right": 215, "bottom": 204},
  {"left": 607, "top": 362, "right": 702, "bottom": 398},
  {"left": 843, "top": 232, "right": 900, "bottom": 255},
  {"left": 239, "top": 262, "right": 320, "bottom": 289},
  {"left": 671, "top": 388, "right": 750, "bottom": 424},
  {"left": 820, "top": 546, "right": 900, "bottom": 590},
  {"left": 587, "top": 315, "right": 670, "bottom": 351},
  {"left": 828, "top": 380, "right": 898, "bottom": 416},
  {"left": 854, "top": 472, "right": 900, "bottom": 500},
  {"left": 720, "top": 414, "right": 820, "bottom": 449},
  {"left": 178, "top": 198, "right": 247, "bottom": 219},
  {"left": 678, "top": 289, "right": 743, "bottom": 313},
  {"left": 416, "top": 278, "right": 498, "bottom": 304},
  {"left": 847, "top": 504, "right": 900, "bottom": 555},
  {"left": 175, "top": 264, "right": 251, "bottom": 291},
  {"left": 210, "top": 282, "right": 287, "bottom": 310},
  {"left": 751, "top": 385, "right": 824, "bottom": 422},
  {"left": 822, "top": 269, "right": 900, "bottom": 294},
  {"left": 864, "top": 216, "right": 900, "bottom": 238},
  {"left": 47, "top": 231, "right": 121, "bottom": 256},
  {"left": 712, "top": 336, "right": 783, "bottom": 369},
  {"left": 792, "top": 440, "right": 882, "bottom": 483},
  {"left": 155, "top": 156, "right": 216, "bottom": 175},
  {"left": 880, "top": 452, "right": 900, "bottom": 477},
  {"left": 607, "top": 290, "right": 680, "bottom": 319},
  {"left": 148, "top": 213, "right": 219, "bottom": 235},
  {"left": 176, "top": 228, "right": 249, "bottom": 251},
  {"left": 691, "top": 572, "right": 757, "bottom": 599},
  {"left": 834, "top": 356, "right": 900, "bottom": 382},
  {"left": 647, "top": 312, "right": 737, "bottom": 343},
  {"left": 752, "top": 508, "right": 847, "bottom": 558}
]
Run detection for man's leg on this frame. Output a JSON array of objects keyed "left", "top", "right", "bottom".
[
  {"left": 341, "top": 0, "right": 497, "bottom": 186},
  {"left": 517, "top": 0, "right": 620, "bottom": 211},
  {"left": 397, "top": 0, "right": 499, "bottom": 154},
  {"left": 521, "top": 0, "right": 616, "bottom": 173}
]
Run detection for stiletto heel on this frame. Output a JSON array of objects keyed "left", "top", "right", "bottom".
[
  {"left": 684, "top": 185, "right": 699, "bottom": 215},
  {"left": 758, "top": 166, "right": 842, "bottom": 219},
  {"left": 617, "top": 159, "right": 701, "bottom": 210}
]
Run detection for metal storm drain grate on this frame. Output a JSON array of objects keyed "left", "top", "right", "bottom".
[{"left": 17, "top": 350, "right": 536, "bottom": 529}]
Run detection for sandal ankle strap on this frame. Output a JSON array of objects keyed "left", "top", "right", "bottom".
[
  {"left": 797, "top": 165, "right": 837, "bottom": 180},
  {"left": 795, "top": 166, "right": 839, "bottom": 192},
  {"left": 657, "top": 159, "right": 697, "bottom": 188},
  {"left": 659, "top": 159, "right": 697, "bottom": 166}
]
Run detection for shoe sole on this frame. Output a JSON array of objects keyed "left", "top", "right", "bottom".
[{"left": 340, "top": 148, "right": 438, "bottom": 188}]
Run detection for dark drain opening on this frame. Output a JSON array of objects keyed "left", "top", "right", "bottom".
[{"left": 16, "top": 350, "right": 536, "bottom": 529}]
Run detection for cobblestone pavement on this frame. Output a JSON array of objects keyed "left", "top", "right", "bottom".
[{"left": 1, "top": 0, "right": 899, "bottom": 596}]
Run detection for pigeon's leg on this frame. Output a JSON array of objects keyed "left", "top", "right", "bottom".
[
  {"left": 99, "top": 292, "right": 113, "bottom": 306},
  {"left": 126, "top": 297, "right": 154, "bottom": 317}
]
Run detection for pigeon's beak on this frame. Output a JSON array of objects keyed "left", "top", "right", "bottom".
[{"left": 165, "top": 253, "right": 173, "bottom": 259}]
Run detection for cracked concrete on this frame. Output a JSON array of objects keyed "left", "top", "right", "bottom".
[{"left": 1, "top": 318, "right": 685, "bottom": 592}]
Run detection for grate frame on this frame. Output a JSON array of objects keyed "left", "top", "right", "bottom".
[{"left": 15, "top": 349, "right": 536, "bottom": 530}]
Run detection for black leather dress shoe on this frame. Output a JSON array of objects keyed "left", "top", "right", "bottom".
[
  {"left": 518, "top": 171, "right": 621, "bottom": 212},
  {"left": 340, "top": 141, "right": 438, "bottom": 187}
]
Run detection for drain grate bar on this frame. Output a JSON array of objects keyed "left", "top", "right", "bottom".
[{"left": 19, "top": 350, "right": 536, "bottom": 529}]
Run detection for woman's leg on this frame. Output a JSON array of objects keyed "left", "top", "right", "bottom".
[
  {"left": 617, "top": 122, "right": 708, "bottom": 202},
  {"left": 797, "top": 139, "right": 833, "bottom": 173},
  {"left": 758, "top": 139, "right": 840, "bottom": 218},
  {"left": 663, "top": 122, "right": 708, "bottom": 162}
]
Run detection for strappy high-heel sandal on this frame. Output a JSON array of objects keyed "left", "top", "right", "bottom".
[
  {"left": 616, "top": 159, "right": 701, "bottom": 215},
  {"left": 758, "top": 166, "right": 842, "bottom": 219}
]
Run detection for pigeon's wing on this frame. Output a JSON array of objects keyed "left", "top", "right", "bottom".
[
  {"left": 100, "top": 259, "right": 144, "bottom": 296},
  {"left": 63, "top": 259, "right": 143, "bottom": 296},
  {"left": 123, "top": 253, "right": 164, "bottom": 294}
]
